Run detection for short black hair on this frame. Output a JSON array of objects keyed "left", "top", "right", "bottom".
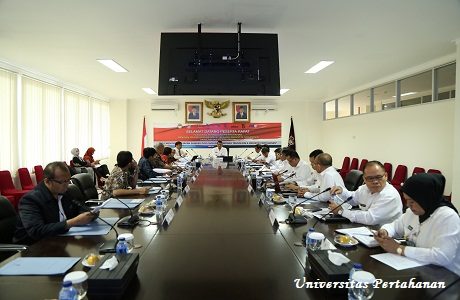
[
  {"left": 175, "top": 141, "right": 182, "bottom": 146},
  {"left": 255, "top": 144, "right": 262, "bottom": 149},
  {"left": 281, "top": 147, "right": 294, "bottom": 156},
  {"left": 217, "top": 140, "right": 223, "bottom": 144},
  {"left": 44, "top": 161, "right": 70, "bottom": 179},
  {"left": 163, "top": 147, "right": 172, "bottom": 155},
  {"left": 309, "top": 149, "right": 323, "bottom": 158},
  {"left": 363, "top": 160, "right": 385, "bottom": 173},
  {"left": 286, "top": 151, "right": 300, "bottom": 159},
  {"left": 261, "top": 147, "right": 270, "bottom": 154},
  {"left": 274, "top": 147, "right": 282, "bottom": 154},
  {"left": 117, "top": 151, "right": 133, "bottom": 168},
  {"left": 143, "top": 147, "right": 156, "bottom": 159}
]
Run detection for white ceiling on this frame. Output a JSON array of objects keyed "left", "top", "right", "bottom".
[{"left": 0, "top": 0, "right": 459, "bottom": 102}]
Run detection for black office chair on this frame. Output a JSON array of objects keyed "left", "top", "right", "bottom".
[
  {"left": 344, "top": 170, "right": 364, "bottom": 191},
  {"left": 67, "top": 183, "right": 87, "bottom": 205},
  {"left": 71, "top": 173, "right": 99, "bottom": 200},
  {"left": 0, "top": 196, "right": 28, "bottom": 262}
]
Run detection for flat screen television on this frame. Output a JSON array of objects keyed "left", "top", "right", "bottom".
[{"left": 158, "top": 32, "right": 280, "bottom": 96}]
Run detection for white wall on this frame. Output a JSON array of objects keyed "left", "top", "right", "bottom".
[
  {"left": 108, "top": 99, "right": 128, "bottom": 169},
  {"left": 120, "top": 99, "right": 322, "bottom": 164},
  {"left": 321, "top": 100, "right": 455, "bottom": 196}
]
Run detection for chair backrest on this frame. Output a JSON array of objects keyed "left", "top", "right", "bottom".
[
  {"left": 34, "top": 165, "right": 44, "bottom": 183},
  {"left": 0, "top": 196, "right": 17, "bottom": 244},
  {"left": 427, "top": 169, "right": 442, "bottom": 174},
  {"left": 391, "top": 165, "right": 407, "bottom": 186},
  {"left": 412, "top": 167, "right": 425, "bottom": 176},
  {"left": 339, "top": 156, "right": 351, "bottom": 179},
  {"left": 383, "top": 163, "right": 393, "bottom": 181},
  {"left": 67, "top": 183, "right": 87, "bottom": 205},
  {"left": 344, "top": 170, "right": 364, "bottom": 191},
  {"left": 17, "top": 168, "right": 35, "bottom": 190},
  {"left": 349, "top": 158, "right": 359, "bottom": 170},
  {"left": 71, "top": 173, "right": 99, "bottom": 200},
  {"left": 0, "top": 170, "right": 16, "bottom": 192},
  {"left": 358, "top": 159, "right": 368, "bottom": 172}
]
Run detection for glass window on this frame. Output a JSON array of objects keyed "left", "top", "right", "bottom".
[
  {"left": 337, "top": 96, "right": 350, "bottom": 118},
  {"left": 353, "top": 90, "right": 370, "bottom": 115},
  {"left": 374, "top": 82, "right": 395, "bottom": 111},
  {"left": 435, "top": 63, "right": 456, "bottom": 101},
  {"left": 400, "top": 70, "right": 432, "bottom": 107},
  {"left": 325, "top": 100, "right": 336, "bottom": 120}
]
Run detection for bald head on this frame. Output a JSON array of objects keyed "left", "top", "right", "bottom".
[{"left": 315, "top": 153, "right": 333, "bottom": 172}]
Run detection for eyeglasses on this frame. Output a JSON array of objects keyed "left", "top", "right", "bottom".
[
  {"left": 50, "top": 178, "right": 72, "bottom": 185},
  {"left": 364, "top": 175, "right": 385, "bottom": 181}
]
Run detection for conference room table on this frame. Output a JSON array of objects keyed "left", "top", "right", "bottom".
[{"left": 0, "top": 164, "right": 458, "bottom": 300}]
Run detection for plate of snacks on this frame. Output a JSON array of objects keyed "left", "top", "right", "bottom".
[{"left": 334, "top": 235, "right": 359, "bottom": 247}]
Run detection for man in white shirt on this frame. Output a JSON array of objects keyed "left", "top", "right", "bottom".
[
  {"left": 289, "top": 149, "right": 323, "bottom": 193},
  {"left": 248, "top": 144, "right": 263, "bottom": 162},
  {"left": 211, "top": 140, "right": 228, "bottom": 158},
  {"left": 270, "top": 148, "right": 284, "bottom": 172},
  {"left": 261, "top": 146, "right": 276, "bottom": 166},
  {"left": 173, "top": 141, "right": 187, "bottom": 160},
  {"left": 302, "top": 153, "right": 345, "bottom": 202},
  {"left": 281, "top": 151, "right": 313, "bottom": 188},
  {"left": 329, "top": 160, "right": 402, "bottom": 225}
]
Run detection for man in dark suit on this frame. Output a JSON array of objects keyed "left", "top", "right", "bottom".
[
  {"left": 236, "top": 106, "right": 247, "bottom": 119},
  {"left": 188, "top": 106, "right": 200, "bottom": 119},
  {"left": 14, "top": 161, "right": 95, "bottom": 244}
]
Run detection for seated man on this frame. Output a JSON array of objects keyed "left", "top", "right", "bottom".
[
  {"left": 270, "top": 148, "right": 284, "bottom": 172},
  {"left": 247, "top": 144, "right": 263, "bottom": 162},
  {"left": 152, "top": 142, "right": 173, "bottom": 169},
  {"left": 211, "top": 140, "right": 228, "bottom": 158},
  {"left": 274, "top": 147, "right": 294, "bottom": 177},
  {"left": 14, "top": 161, "right": 96, "bottom": 244},
  {"left": 261, "top": 146, "right": 276, "bottom": 166},
  {"left": 329, "top": 160, "right": 402, "bottom": 225},
  {"left": 301, "top": 153, "right": 345, "bottom": 202},
  {"left": 287, "top": 149, "right": 323, "bottom": 192},
  {"left": 101, "top": 151, "right": 148, "bottom": 200},
  {"left": 281, "top": 150, "right": 313, "bottom": 188},
  {"left": 138, "top": 147, "right": 160, "bottom": 180},
  {"left": 173, "top": 141, "right": 187, "bottom": 160},
  {"left": 375, "top": 173, "right": 459, "bottom": 276}
]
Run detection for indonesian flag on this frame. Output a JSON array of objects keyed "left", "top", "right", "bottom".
[
  {"left": 141, "top": 116, "right": 147, "bottom": 153},
  {"left": 288, "top": 116, "right": 296, "bottom": 150}
]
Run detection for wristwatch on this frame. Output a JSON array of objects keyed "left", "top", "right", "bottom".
[
  {"left": 337, "top": 209, "right": 343, "bottom": 215},
  {"left": 396, "top": 246, "right": 404, "bottom": 256}
]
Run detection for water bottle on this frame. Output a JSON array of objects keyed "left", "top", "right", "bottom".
[
  {"left": 177, "top": 173, "right": 183, "bottom": 192},
  {"left": 348, "top": 263, "right": 363, "bottom": 300},
  {"left": 306, "top": 228, "right": 315, "bottom": 249},
  {"left": 155, "top": 198, "right": 164, "bottom": 223},
  {"left": 59, "top": 280, "right": 77, "bottom": 300},
  {"left": 116, "top": 237, "right": 128, "bottom": 255}
]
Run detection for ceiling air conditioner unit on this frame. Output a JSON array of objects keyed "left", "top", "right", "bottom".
[
  {"left": 251, "top": 104, "right": 277, "bottom": 111},
  {"left": 151, "top": 101, "right": 178, "bottom": 111}
]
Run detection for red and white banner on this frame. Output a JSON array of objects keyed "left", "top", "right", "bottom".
[{"left": 153, "top": 122, "right": 282, "bottom": 148}]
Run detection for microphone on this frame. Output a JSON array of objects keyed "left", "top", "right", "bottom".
[
  {"left": 282, "top": 172, "right": 296, "bottom": 181},
  {"left": 191, "top": 149, "right": 199, "bottom": 156},
  {"left": 113, "top": 196, "right": 140, "bottom": 228},
  {"left": 245, "top": 151, "right": 254, "bottom": 159},
  {"left": 252, "top": 153, "right": 261, "bottom": 161},
  {"left": 311, "top": 196, "right": 354, "bottom": 228},
  {"left": 238, "top": 149, "right": 247, "bottom": 157},
  {"left": 71, "top": 200, "right": 120, "bottom": 253},
  {"left": 285, "top": 188, "right": 331, "bottom": 225},
  {"left": 277, "top": 169, "right": 289, "bottom": 176}
]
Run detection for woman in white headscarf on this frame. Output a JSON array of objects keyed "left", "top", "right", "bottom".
[{"left": 70, "top": 148, "right": 95, "bottom": 182}]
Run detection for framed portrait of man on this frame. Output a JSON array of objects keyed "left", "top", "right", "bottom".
[
  {"left": 233, "top": 102, "right": 251, "bottom": 123},
  {"left": 185, "top": 102, "right": 203, "bottom": 123}
]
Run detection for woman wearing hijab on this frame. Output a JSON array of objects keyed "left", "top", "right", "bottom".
[
  {"left": 83, "top": 147, "right": 110, "bottom": 188},
  {"left": 70, "top": 148, "right": 95, "bottom": 180},
  {"left": 375, "top": 173, "right": 460, "bottom": 276}
]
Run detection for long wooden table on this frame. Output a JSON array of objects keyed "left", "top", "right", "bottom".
[{"left": 0, "top": 166, "right": 458, "bottom": 300}]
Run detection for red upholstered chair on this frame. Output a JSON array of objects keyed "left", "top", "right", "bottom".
[
  {"left": 349, "top": 158, "right": 359, "bottom": 170},
  {"left": 427, "top": 169, "right": 442, "bottom": 174},
  {"left": 17, "top": 168, "right": 35, "bottom": 190},
  {"left": 391, "top": 165, "right": 408, "bottom": 206},
  {"left": 383, "top": 162, "right": 393, "bottom": 182},
  {"left": 358, "top": 159, "right": 368, "bottom": 172},
  {"left": 0, "top": 171, "right": 29, "bottom": 210},
  {"left": 34, "top": 165, "right": 44, "bottom": 183},
  {"left": 411, "top": 167, "right": 425, "bottom": 176},
  {"left": 339, "top": 156, "right": 351, "bottom": 179}
]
